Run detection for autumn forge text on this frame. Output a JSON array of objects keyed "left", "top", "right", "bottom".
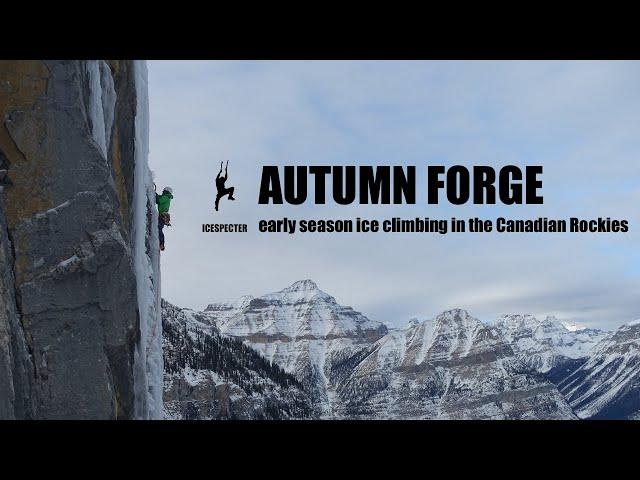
[{"left": 258, "top": 165, "right": 543, "bottom": 205}]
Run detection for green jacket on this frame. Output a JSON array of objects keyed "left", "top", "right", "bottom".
[{"left": 156, "top": 193, "right": 172, "bottom": 214}]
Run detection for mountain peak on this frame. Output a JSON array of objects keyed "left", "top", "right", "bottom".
[
  {"left": 497, "top": 313, "right": 538, "bottom": 323},
  {"left": 406, "top": 317, "right": 420, "bottom": 328},
  {"left": 432, "top": 309, "right": 481, "bottom": 329},
  {"left": 436, "top": 308, "right": 473, "bottom": 320},
  {"left": 274, "top": 279, "right": 335, "bottom": 304},
  {"left": 282, "top": 279, "right": 320, "bottom": 292}
]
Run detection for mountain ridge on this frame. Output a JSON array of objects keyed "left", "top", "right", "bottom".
[{"left": 163, "top": 279, "right": 638, "bottom": 419}]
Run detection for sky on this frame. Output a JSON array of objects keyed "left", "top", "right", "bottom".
[{"left": 148, "top": 60, "right": 639, "bottom": 330}]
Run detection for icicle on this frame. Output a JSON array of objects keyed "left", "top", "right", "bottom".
[
  {"left": 85, "top": 60, "right": 115, "bottom": 162},
  {"left": 99, "top": 61, "right": 116, "bottom": 155},
  {"left": 132, "top": 60, "right": 163, "bottom": 420}
]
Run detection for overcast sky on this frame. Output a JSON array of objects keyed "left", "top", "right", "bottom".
[{"left": 148, "top": 61, "right": 639, "bottom": 330}]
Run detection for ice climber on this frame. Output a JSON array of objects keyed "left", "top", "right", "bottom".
[{"left": 156, "top": 186, "right": 173, "bottom": 251}]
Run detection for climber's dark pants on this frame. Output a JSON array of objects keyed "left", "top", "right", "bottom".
[
  {"left": 158, "top": 215, "right": 166, "bottom": 246},
  {"left": 215, "top": 186, "right": 235, "bottom": 210}
]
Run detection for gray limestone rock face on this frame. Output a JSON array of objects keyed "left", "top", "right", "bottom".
[{"left": 0, "top": 60, "right": 145, "bottom": 419}]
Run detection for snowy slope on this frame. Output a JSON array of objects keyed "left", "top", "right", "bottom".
[
  {"left": 556, "top": 320, "right": 640, "bottom": 419},
  {"left": 203, "top": 295, "right": 253, "bottom": 324},
  {"left": 163, "top": 300, "right": 312, "bottom": 419},
  {"left": 492, "top": 314, "right": 607, "bottom": 373},
  {"left": 334, "top": 309, "right": 576, "bottom": 419}
]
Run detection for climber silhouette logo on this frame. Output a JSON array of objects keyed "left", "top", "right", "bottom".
[{"left": 215, "top": 160, "right": 236, "bottom": 212}]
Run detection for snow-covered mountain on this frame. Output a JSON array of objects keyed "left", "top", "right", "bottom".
[
  {"left": 555, "top": 320, "right": 640, "bottom": 419},
  {"left": 205, "top": 279, "right": 386, "bottom": 341},
  {"left": 202, "top": 279, "right": 387, "bottom": 416},
  {"left": 332, "top": 309, "right": 576, "bottom": 419},
  {"left": 492, "top": 314, "right": 607, "bottom": 373},
  {"left": 196, "top": 281, "right": 580, "bottom": 419},
  {"left": 163, "top": 280, "right": 639, "bottom": 420},
  {"left": 163, "top": 300, "right": 312, "bottom": 420}
]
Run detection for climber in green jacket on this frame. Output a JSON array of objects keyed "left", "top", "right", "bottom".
[{"left": 156, "top": 186, "right": 173, "bottom": 251}]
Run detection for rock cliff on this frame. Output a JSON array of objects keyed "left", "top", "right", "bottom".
[{"left": 0, "top": 60, "right": 162, "bottom": 419}]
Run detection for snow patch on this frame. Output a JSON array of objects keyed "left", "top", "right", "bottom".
[
  {"left": 35, "top": 200, "right": 71, "bottom": 219},
  {"left": 58, "top": 255, "right": 79, "bottom": 268}
]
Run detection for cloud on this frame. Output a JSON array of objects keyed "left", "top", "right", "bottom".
[{"left": 148, "top": 60, "right": 640, "bottom": 330}]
